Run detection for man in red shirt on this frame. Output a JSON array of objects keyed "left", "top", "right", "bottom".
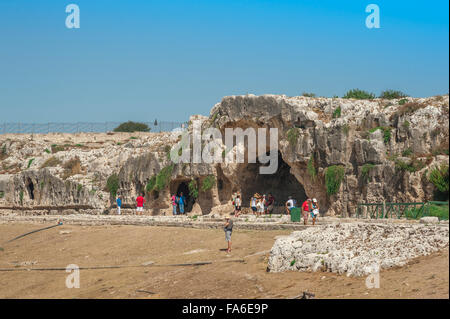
[
  {"left": 136, "top": 192, "right": 146, "bottom": 215},
  {"left": 301, "top": 199, "right": 311, "bottom": 225}
]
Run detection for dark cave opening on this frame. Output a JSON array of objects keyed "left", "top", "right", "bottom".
[{"left": 238, "top": 152, "right": 307, "bottom": 207}]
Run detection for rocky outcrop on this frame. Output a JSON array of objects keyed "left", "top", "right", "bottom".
[{"left": 267, "top": 223, "right": 449, "bottom": 276}]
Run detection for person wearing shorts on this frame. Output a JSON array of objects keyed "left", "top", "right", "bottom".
[
  {"left": 224, "top": 216, "right": 233, "bottom": 253},
  {"left": 136, "top": 193, "right": 146, "bottom": 215},
  {"left": 311, "top": 198, "right": 320, "bottom": 225},
  {"left": 256, "top": 199, "right": 264, "bottom": 216},
  {"left": 301, "top": 199, "right": 311, "bottom": 225},
  {"left": 285, "top": 196, "right": 296, "bottom": 215}
]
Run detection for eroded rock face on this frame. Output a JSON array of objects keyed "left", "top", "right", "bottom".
[
  {"left": 210, "top": 94, "right": 449, "bottom": 215},
  {"left": 267, "top": 223, "right": 449, "bottom": 276},
  {"left": 0, "top": 94, "right": 448, "bottom": 215}
]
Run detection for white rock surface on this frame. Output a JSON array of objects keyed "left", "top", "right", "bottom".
[{"left": 267, "top": 223, "right": 449, "bottom": 277}]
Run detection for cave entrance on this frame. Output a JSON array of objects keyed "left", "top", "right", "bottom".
[
  {"left": 173, "top": 181, "right": 194, "bottom": 213},
  {"left": 238, "top": 152, "right": 307, "bottom": 209},
  {"left": 26, "top": 178, "right": 35, "bottom": 200}
]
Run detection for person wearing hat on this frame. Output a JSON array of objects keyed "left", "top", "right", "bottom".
[
  {"left": 224, "top": 215, "right": 233, "bottom": 253},
  {"left": 311, "top": 198, "right": 320, "bottom": 225}
]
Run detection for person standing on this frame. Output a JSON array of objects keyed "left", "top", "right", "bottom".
[
  {"left": 301, "top": 199, "right": 311, "bottom": 225},
  {"left": 170, "top": 193, "right": 177, "bottom": 215},
  {"left": 285, "top": 196, "right": 295, "bottom": 214},
  {"left": 136, "top": 192, "right": 146, "bottom": 215},
  {"left": 257, "top": 198, "right": 265, "bottom": 217},
  {"left": 224, "top": 215, "right": 233, "bottom": 253},
  {"left": 116, "top": 195, "right": 122, "bottom": 215},
  {"left": 250, "top": 195, "right": 257, "bottom": 215},
  {"left": 234, "top": 194, "right": 242, "bottom": 217},
  {"left": 178, "top": 192, "right": 186, "bottom": 215},
  {"left": 311, "top": 198, "right": 320, "bottom": 225}
]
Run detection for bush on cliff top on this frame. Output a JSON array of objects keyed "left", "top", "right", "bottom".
[
  {"left": 379, "top": 90, "right": 408, "bottom": 100},
  {"left": 343, "top": 89, "right": 375, "bottom": 100},
  {"left": 113, "top": 121, "right": 150, "bottom": 133}
]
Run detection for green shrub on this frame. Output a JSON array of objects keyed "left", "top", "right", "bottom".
[
  {"left": 201, "top": 175, "right": 215, "bottom": 192},
  {"left": 398, "top": 98, "right": 408, "bottom": 105},
  {"left": 113, "top": 121, "right": 150, "bottom": 133},
  {"left": 369, "top": 126, "right": 391, "bottom": 144},
  {"left": 402, "top": 148, "right": 413, "bottom": 157},
  {"left": 332, "top": 106, "right": 341, "bottom": 119},
  {"left": 0, "top": 191, "right": 4, "bottom": 199},
  {"left": 343, "top": 89, "right": 375, "bottom": 100},
  {"left": 188, "top": 179, "right": 199, "bottom": 199},
  {"left": 426, "top": 204, "right": 449, "bottom": 220},
  {"left": 44, "top": 148, "right": 51, "bottom": 154},
  {"left": 361, "top": 163, "right": 376, "bottom": 182},
  {"left": 302, "top": 92, "right": 316, "bottom": 97},
  {"left": 428, "top": 165, "right": 449, "bottom": 199},
  {"left": 146, "top": 176, "right": 156, "bottom": 192},
  {"left": 287, "top": 128, "right": 299, "bottom": 146},
  {"left": 154, "top": 164, "right": 174, "bottom": 191},
  {"left": 379, "top": 90, "right": 408, "bottom": 99},
  {"left": 27, "top": 158, "right": 35, "bottom": 169},
  {"left": 395, "top": 158, "right": 426, "bottom": 173},
  {"left": 77, "top": 184, "right": 83, "bottom": 192},
  {"left": 307, "top": 155, "right": 317, "bottom": 181},
  {"left": 402, "top": 120, "right": 410, "bottom": 129},
  {"left": 325, "top": 165, "right": 345, "bottom": 195},
  {"left": 19, "top": 190, "right": 24, "bottom": 205},
  {"left": 106, "top": 174, "right": 119, "bottom": 198}
]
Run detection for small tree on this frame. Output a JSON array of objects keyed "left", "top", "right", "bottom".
[
  {"left": 379, "top": 90, "right": 408, "bottom": 99},
  {"left": 343, "top": 89, "right": 375, "bottom": 100},
  {"left": 113, "top": 121, "right": 150, "bottom": 133}
]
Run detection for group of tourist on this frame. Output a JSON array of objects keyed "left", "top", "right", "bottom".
[
  {"left": 116, "top": 192, "right": 188, "bottom": 216},
  {"left": 231, "top": 192, "right": 275, "bottom": 217},
  {"left": 170, "top": 192, "right": 187, "bottom": 215},
  {"left": 285, "top": 196, "right": 320, "bottom": 225}
]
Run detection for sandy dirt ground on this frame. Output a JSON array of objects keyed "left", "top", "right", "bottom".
[{"left": 0, "top": 223, "right": 448, "bottom": 299}]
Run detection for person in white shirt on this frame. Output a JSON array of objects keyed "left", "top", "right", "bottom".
[
  {"left": 285, "top": 196, "right": 296, "bottom": 214},
  {"left": 250, "top": 196, "right": 257, "bottom": 215}
]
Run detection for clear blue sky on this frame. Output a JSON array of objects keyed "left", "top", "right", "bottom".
[{"left": 0, "top": 0, "right": 448, "bottom": 122}]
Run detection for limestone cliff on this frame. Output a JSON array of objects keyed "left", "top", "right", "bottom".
[{"left": 0, "top": 94, "right": 448, "bottom": 216}]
